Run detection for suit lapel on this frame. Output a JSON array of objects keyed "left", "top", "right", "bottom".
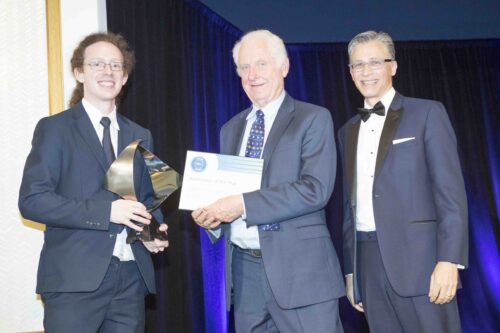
[
  {"left": 230, "top": 108, "right": 251, "bottom": 155},
  {"left": 73, "top": 103, "right": 108, "bottom": 172},
  {"left": 117, "top": 114, "right": 133, "bottom": 154},
  {"left": 374, "top": 93, "right": 405, "bottom": 177},
  {"left": 346, "top": 117, "right": 361, "bottom": 205},
  {"left": 261, "top": 94, "right": 295, "bottom": 175}
]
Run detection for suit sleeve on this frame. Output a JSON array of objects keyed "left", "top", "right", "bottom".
[
  {"left": 424, "top": 102, "right": 468, "bottom": 267},
  {"left": 18, "top": 118, "right": 111, "bottom": 230},
  {"left": 338, "top": 128, "right": 355, "bottom": 275},
  {"left": 243, "top": 109, "right": 336, "bottom": 225}
]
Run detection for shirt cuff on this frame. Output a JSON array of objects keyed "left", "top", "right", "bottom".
[
  {"left": 208, "top": 228, "right": 221, "bottom": 238},
  {"left": 241, "top": 194, "right": 247, "bottom": 220}
]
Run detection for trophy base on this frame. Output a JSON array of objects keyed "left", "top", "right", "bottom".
[{"left": 126, "top": 218, "right": 167, "bottom": 244}]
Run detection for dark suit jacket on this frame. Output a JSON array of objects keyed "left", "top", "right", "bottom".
[
  {"left": 216, "top": 93, "right": 345, "bottom": 310},
  {"left": 338, "top": 92, "right": 468, "bottom": 301},
  {"left": 19, "top": 102, "right": 160, "bottom": 294}
]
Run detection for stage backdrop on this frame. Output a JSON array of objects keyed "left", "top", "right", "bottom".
[{"left": 107, "top": 0, "right": 500, "bottom": 332}]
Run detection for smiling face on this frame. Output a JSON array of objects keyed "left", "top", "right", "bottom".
[
  {"left": 350, "top": 40, "right": 397, "bottom": 106},
  {"left": 237, "top": 38, "right": 289, "bottom": 108},
  {"left": 74, "top": 41, "right": 128, "bottom": 112}
]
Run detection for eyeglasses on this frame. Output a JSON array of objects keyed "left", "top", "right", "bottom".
[
  {"left": 348, "top": 59, "right": 393, "bottom": 72},
  {"left": 238, "top": 61, "right": 269, "bottom": 75},
  {"left": 85, "top": 61, "right": 124, "bottom": 71}
]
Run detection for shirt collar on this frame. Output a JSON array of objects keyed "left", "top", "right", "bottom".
[
  {"left": 364, "top": 87, "right": 396, "bottom": 112},
  {"left": 82, "top": 98, "right": 120, "bottom": 131},
  {"left": 246, "top": 90, "right": 286, "bottom": 120}
]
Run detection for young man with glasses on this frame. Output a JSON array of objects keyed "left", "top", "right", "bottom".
[
  {"left": 19, "top": 32, "right": 168, "bottom": 333},
  {"left": 338, "top": 31, "right": 468, "bottom": 333}
]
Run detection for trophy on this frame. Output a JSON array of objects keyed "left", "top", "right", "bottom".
[{"left": 104, "top": 140, "right": 182, "bottom": 243}]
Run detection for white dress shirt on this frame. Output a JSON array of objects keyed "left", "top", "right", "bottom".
[
  {"left": 355, "top": 88, "right": 396, "bottom": 232},
  {"left": 82, "top": 99, "right": 135, "bottom": 261},
  {"left": 230, "top": 91, "right": 286, "bottom": 249}
]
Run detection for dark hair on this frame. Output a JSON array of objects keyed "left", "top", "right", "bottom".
[{"left": 68, "top": 32, "right": 135, "bottom": 107}]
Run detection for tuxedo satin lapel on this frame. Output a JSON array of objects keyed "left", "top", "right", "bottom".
[
  {"left": 346, "top": 118, "right": 361, "bottom": 204},
  {"left": 261, "top": 95, "right": 295, "bottom": 175},
  {"left": 375, "top": 94, "right": 405, "bottom": 177},
  {"left": 73, "top": 103, "right": 108, "bottom": 172}
]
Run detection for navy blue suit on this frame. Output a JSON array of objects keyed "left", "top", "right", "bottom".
[
  {"left": 338, "top": 92, "right": 468, "bottom": 332},
  {"left": 19, "top": 102, "right": 160, "bottom": 331}
]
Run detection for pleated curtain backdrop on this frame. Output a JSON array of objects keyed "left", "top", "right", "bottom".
[{"left": 107, "top": 0, "right": 500, "bottom": 332}]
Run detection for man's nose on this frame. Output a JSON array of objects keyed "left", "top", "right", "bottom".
[
  {"left": 360, "top": 63, "right": 373, "bottom": 75},
  {"left": 247, "top": 65, "right": 257, "bottom": 80},
  {"left": 103, "top": 63, "right": 113, "bottom": 74}
]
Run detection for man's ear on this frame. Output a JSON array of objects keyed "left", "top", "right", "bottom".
[
  {"left": 281, "top": 58, "right": 290, "bottom": 78},
  {"left": 391, "top": 61, "right": 398, "bottom": 77},
  {"left": 121, "top": 73, "right": 129, "bottom": 86},
  {"left": 349, "top": 68, "right": 356, "bottom": 82},
  {"left": 74, "top": 67, "right": 84, "bottom": 83}
]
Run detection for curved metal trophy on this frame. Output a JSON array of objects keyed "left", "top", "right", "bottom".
[{"left": 104, "top": 140, "right": 182, "bottom": 244}]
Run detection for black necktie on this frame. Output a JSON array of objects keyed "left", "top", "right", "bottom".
[
  {"left": 100, "top": 117, "right": 115, "bottom": 166},
  {"left": 357, "top": 101, "right": 385, "bottom": 122}
]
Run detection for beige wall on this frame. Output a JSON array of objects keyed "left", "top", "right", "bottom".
[
  {"left": 0, "top": 0, "right": 106, "bottom": 331},
  {"left": 60, "top": 0, "right": 107, "bottom": 107},
  {"left": 0, "top": 1, "right": 48, "bottom": 331}
]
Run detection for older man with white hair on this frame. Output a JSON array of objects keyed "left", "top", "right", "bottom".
[{"left": 192, "top": 30, "right": 345, "bottom": 332}]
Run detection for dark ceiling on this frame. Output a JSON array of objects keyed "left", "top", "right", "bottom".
[{"left": 200, "top": 0, "right": 500, "bottom": 43}]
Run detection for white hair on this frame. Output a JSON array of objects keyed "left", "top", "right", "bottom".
[{"left": 232, "top": 29, "right": 288, "bottom": 76}]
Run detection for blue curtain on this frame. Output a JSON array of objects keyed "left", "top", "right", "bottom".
[
  {"left": 107, "top": 0, "right": 499, "bottom": 331},
  {"left": 186, "top": 4, "right": 243, "bottom": 333}
]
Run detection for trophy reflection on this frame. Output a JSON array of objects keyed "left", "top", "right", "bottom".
[{"left": 104, "top": 140, "right": 182, "bottom": 243}]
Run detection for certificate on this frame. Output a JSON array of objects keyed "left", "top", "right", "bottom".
[{"left": 179, "top": 150, "right": 263, "bottom": 210}]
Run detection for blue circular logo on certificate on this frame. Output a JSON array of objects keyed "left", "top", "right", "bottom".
[{"left": 191, "top": 156, "right": 207, "bottom": 172}]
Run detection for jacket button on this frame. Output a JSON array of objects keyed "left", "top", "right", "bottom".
[{"left": 109, "top": 234, "right": 115, "bottom": 239}]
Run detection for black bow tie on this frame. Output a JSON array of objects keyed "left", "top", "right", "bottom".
[{"left": 357, "top": 101, "right": 385, "bottom": 122}]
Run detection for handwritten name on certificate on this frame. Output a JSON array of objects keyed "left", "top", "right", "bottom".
[{"left": 179, "top": 150, "right": 263, "bottom": 210}]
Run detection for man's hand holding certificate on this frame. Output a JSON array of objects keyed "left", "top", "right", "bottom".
[
  {"left": 179, "top": 151, "right": 263, "bottom": 228},
  {"left": 192, "top": 194, "right": 244, "bottom": 229}
]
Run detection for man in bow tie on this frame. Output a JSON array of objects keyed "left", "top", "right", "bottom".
[
  {"left": 191, "top": 29, "right": 345, "bottom": 332},
  {"left": 338, "top": 31, "right": 468, "bottom": 333}
]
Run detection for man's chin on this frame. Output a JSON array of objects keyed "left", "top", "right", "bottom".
[{"left": 247, "top": 96, "right": 267, "bottom": 107}]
